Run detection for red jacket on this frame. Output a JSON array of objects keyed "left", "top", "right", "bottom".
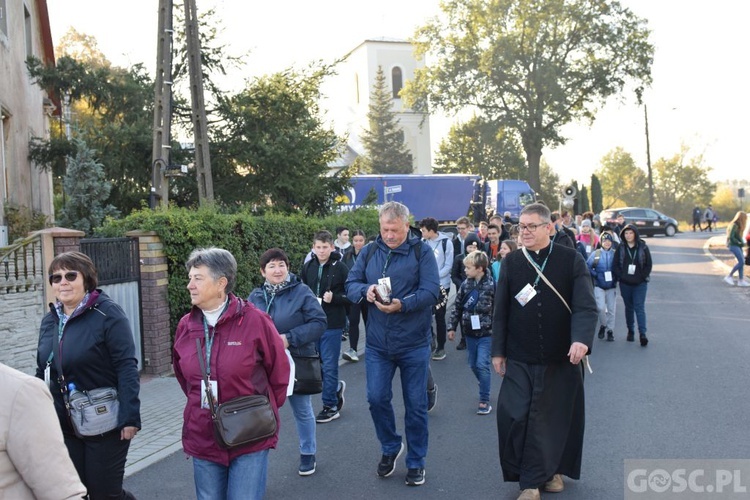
[{"left": 173, "top": 294, "right": 289, "bottom": 465}]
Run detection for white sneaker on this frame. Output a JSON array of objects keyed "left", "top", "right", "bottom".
[
  {"left": 738, "top": 280, "right": 750, "bottom": 287},
  {"left": 723, "top": 276, "right": 736, "bottom": 285}
]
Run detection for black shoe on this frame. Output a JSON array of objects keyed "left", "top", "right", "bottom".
[
  {"left": 377, "top": 442, "right": 404, "bottom": 478},
  {"left": 640, "top": 334, "right": 648, "bottom": 347},
  {"left": 315, "top": 406, "right": 340, "bottom": 423},
  {"left": 427, "top": 383, "right": 438, "bottom": 413},
  {"left": 606, "top": 330, "right": 614, "bottom": 342},
  {"left": 341, "top": 332, "right": 349, "bottom": 342},
  {"left": 336, "top": 380, "right": 346, "bottom": 412},
  {"left": 456, "top": 338, "right": 467, "bottom": 350},
  {"left": 405, "top": 468, "right": 426, "bottom": 486},
  {"left": 598, "top": 326, "right": 606, "bottom": 340},
  {"left": 626, "top": 330, "right": 635, "bottom": 342}
]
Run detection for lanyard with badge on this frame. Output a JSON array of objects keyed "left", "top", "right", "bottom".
[
  {"left": 316, "top": 264, "right": 324, "bottom": 304},
  {"left": 516, "top": 241, "right": 554, "bottom": 307},
  {"left": 376, "top": 251, "right": 393, "bottom": 302},
  {"left": 627, "top": 246, "right": 637, "bottom": 275},
  {"left": 199, "top": 301, "right": 227, "bottom": 410}
]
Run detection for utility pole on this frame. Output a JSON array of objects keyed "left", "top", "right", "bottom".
[
  {"left": 184, "top": 0, "right": 214, "bottom": 205},
  {"left": 150, "top": 0, "right": 174, "bottom": 208},
  {"left": 644, "top": 104, "right": 654, "bottom": 209}
]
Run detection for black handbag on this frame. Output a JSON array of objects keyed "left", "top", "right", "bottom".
[
  {"left": 196, "top": 339, "right": 277, "bottom": 449},
  {"left": 291, "top": 353, "right": 323, "bottom": 395}
]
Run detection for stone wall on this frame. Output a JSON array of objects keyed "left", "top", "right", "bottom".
[{"left": 0, "top": 288, "right": 45, "bottom": 374}]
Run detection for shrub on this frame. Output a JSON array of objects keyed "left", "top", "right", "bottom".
[{"left": 99, "top": 206, "right": 382, "bottom": 334}]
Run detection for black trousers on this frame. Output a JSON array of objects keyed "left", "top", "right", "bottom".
[
  {"left": 347, "top": 300, "right": 368, "bottom": 350},
  {"left": 433, "top": 306, "right": 447, "bottom": 350},
  {"left": 65, "top": 430, "right": 134, "bottom": 499}
]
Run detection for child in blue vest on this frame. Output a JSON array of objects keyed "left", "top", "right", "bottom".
[
  {"left": 587, "top": 232, "right": 617, "bottom": 341},
  {"left": 447, "top": 251, "right": 495, "bottom": 415}
]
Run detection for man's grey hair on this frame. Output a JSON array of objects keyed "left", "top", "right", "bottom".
[
  {"left": 185, "top": 247, "right": 237, "bottom": 295},
  {"left": 379, "top": 201, "right": 410, "bottom": 223},
  {"left": 520, "top": 203, "right": 551, "bottom": 223}
]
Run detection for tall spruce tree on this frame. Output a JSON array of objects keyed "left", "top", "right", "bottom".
[
  {"left": 358, "top": 66, "right": 413, "bottom": 174},
  {"left": 590, "top": 174, "right": 603, "bottom": 214},
  {"left": 59, "top": 139, "right": 119, "bottom": 235}
]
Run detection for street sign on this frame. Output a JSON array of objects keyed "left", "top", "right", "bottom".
[{"left": 385, "top": 185, "right": 402, "bottom": 194}]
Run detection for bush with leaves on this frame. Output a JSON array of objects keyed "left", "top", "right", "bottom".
[{"left": 99, "top": 206, "right": 382, "bottom": 335}]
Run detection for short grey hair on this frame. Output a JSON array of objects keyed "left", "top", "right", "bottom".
[
  {"left": 185, "top": 247, "right": 237, "bottom": 295},
  {"left": 520, "top": 203, "right": 551, "bottom": 223},
  {"left": 379, "top": 201, "right": 410, "bottom": 224}
]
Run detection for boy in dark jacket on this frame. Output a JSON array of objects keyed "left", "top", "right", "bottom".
[
  {"left": 447, "top": 250, "right": 495, "bottom": 415},
  {"left": 613, "top": 224, "right": 653, "bottom": 346},
  {"left": 301, "top": 230, "right": 349, "bottom": 422},
  {"left": 587, "top": 232, "right": 618, "bottom": 341},
  {"left": 450, "top": 232, "right": 483, "bottom": 351}
]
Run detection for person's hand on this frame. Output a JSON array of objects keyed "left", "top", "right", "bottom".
[
  {"left": 366, "top": 285, "right": 378, "bottom": 303},
  {"left": 492, "top": 356, "right": 506, "bottom": 377},
  {"left": 121, "top": 426, "right": 138, "bottom": 440},
  {"left": 323, "top": 291, "right": 333, "bottom": 303},
  {"left": 568, "top": 342, "right": 588, "bottom": 365},
  {"left": 374, "top": 298, "right": 402, "bottom": 314},
  {"left": 447, "top": 330, "right": 456, "bottom": 342},
  {"left": 281, "top": 334, "right": 290, "bottom": 348}
]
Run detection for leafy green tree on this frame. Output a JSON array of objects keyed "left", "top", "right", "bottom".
[
  {"left": 358, "top": 66, "right": 413, "bottom": 174},
  {"left": 27, "top": 55, "right": 154, "bottom": 215},
  {"left": 595, "top": 147, "right": 649, "bottom": 208},
  {"left": 536, "top": 159, "right": 561, "bottom": 209},
  {"left": 212, "top": 66, "right": 350, "bottom": 215},
  {"left": 403, "top": 0, "right": 654, "bottom": 194},
  {"left": 58, "top": 139, "right": 119, "bottom": 234},
  {"left": 653, "top": 146, "right": 715, "bottom": 219},
  {"left": 570, "top": 180, "right": 580, "bottom": 214},
  {"left": 435, "top": 115, "right": 526, "bottom": 179},
  {"left": 590, "top": 174, "right": 603, "bottom": 214}
]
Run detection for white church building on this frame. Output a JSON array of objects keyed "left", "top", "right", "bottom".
[{"left": 325, "top": 38, "right": 432, "bottom": 175}]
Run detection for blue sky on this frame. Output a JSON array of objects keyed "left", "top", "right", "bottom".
[{"left": 48, "top": 0, "right": 748, "bottom": 184}]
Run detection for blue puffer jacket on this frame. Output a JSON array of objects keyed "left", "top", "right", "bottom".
[
  {"left": 248, "top": 274, "right": 327, "bottom": 357},
  {"left": 345, "top": 236, "right": 440, "bottom": 354},
  {"left": 587, "top": 247, "right": 617, "bottom": 290}
]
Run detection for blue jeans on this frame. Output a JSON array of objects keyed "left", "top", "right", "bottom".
[
  {"left": 288, "top": 394, "right": 316, "bottom": 455},
  {"left": 366, "top": 344, "right": 430, "bottom": 469},
  {"left": 317, "top": 328, "right": 342, "bottom": 408},
  {"left": 728, "top": 245, "right": 745, "bottom": 280},
  {"left": 193, "top": 449, "right": 269, "bottom": 500},
  {"left": 620, "top": 281, "right": 648, "bottom": 334},
  {"left": 466, "top": 336, "right": 492, "bottom": 403}
]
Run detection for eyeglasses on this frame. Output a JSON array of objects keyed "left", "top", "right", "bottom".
[
  {"left": 49, "top": 271, "right": 80, "bottom": 285},
  {"left": 517, "top": 222, "right": 548, "bottom": 233}
]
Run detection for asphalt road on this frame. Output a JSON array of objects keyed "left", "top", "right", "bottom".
[{"left": 125, "top": 231, "right": 750, "bottom": 499}]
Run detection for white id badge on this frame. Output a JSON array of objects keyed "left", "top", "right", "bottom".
[
  {"left": 470, "top": 314, "right": 481, "bottom": 330},
  {"left": 586, "top": 245, "right": 592, "bottom": 254},
  {"left": 44, "top": 365, "right": 51, "bottom": 388},
  {"left": 201, "top": 380, "right": 218, "bottom": 410},
  {"left": 628, "top": 264, "right": 636, "bottom": 275},
  {"left": 604, "top": 271, "right": 613, "bottom": 282},
  {"left": 515, "top": 283, "right": 537, "bottom": 307},
  {"left": 317, "top": 297, "right": 322, "bottom": 305}
]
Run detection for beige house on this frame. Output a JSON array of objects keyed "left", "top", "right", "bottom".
[
  {"left": 325, "top": 38, "right": 432, "bottom": 175},
  {"left": 0, "top": 0, "right": 56, "bottom": 246}
]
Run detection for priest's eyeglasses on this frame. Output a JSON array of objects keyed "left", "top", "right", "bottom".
[{"left": 517, "top": 223, "right": 547, "bottom": 233}]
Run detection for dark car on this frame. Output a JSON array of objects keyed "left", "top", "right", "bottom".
[{"left": 599, "top": 207, "right": 679, "bottom": 237}]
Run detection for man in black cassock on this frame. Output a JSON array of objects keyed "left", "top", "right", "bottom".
[{"left": 491, "top": 203, "right": 598, "bottom": 500}]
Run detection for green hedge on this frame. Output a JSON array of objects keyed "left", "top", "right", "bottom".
[{"left": 99, "top": 206, "right": 381, "bottom": 335}]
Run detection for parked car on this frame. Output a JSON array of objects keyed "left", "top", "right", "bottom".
[{"left": 599, "top": 207, "right": 679, "bottom": 237}]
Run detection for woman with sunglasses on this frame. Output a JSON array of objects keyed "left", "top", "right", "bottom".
[{"left": 35, "top": 251, "right": 141, "bottom": 500}]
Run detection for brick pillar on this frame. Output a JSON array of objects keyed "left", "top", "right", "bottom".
[{"left": 126, "top": 230, "right": 173, "bottom": 376}]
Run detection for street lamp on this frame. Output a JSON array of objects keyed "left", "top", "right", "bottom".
[{"left": 644, "top": 104, "right": 654, "bottom": 209}]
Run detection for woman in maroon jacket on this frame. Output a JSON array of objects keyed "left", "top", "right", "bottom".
[{"left": 173, "top": 247, "right": 289, "bottom": 500}]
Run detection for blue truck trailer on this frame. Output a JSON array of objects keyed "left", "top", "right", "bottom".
[{"left": 339, "top": 174, "right": 535, "bottom": 224}]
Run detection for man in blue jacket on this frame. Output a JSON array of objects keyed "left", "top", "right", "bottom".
[{"left": 346, "top": 202, "right": 440, "bottom": 487}]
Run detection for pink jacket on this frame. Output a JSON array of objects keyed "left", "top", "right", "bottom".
[{"left": 173, "top": 294, "right": 289, "bottom": 466}]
